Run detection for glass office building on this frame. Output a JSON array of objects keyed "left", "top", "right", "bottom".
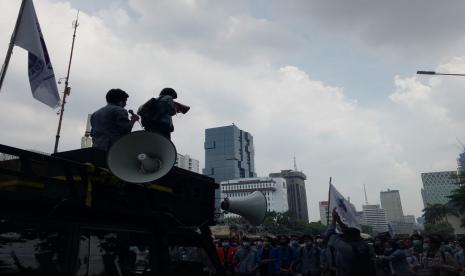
[{"left": 203, "top": 125, "right": 256, "bottom": 183}]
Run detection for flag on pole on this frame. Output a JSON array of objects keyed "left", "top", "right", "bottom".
[
  {"left": 13, "top": 0, "right": 60, "bottom": 108},
  {"left": 329, "top": 183, "right": 360, "bottom": 230}
]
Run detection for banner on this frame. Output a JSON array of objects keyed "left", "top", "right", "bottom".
[
  {"left": 14, "top": 0, "right": 60, "bottom": 108},
  {"left": 329, "top": 183, "right": 361, "bottom": 230}
]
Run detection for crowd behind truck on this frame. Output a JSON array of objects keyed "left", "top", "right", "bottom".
[{"left": 213, "top": 230, "right": 465, "bottom": 276}]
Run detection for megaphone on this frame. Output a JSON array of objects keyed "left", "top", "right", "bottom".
[
  {"left": 174, "top": 101, "right": 190, "bottom": 114},
  {"left": 107, "top": 131, "right": 177, "bottom": 183},
  {"left": 221, "top": 191, "right": 267, "bottom": 226}
]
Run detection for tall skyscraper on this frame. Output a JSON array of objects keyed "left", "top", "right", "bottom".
[
  {"left": 362, "top": 204, "right": 389, "bottom": 233},
  {"left": 203, "top": 125, "right": 256, "bottom": 183},
  {"left": 458, "top": 150, "right": 465, "bottom": 173},
  {"left": 319, "top": 201, "right": 329, "bottom": 225},
  {"left": 81, "top": 114, "right": 92, "bottom": 148},
  {"left": 269, "top": 170, "right": 309, "bottom": 222},
  {"left": 421, "top": 171, "right": 458, "bottom": 207},
  {"left": 380, "top": 189, "right": 405, "bottom": 223}
]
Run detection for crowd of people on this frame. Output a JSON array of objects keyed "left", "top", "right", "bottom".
[{"left": 215, "top": 210, "right": 465, "bottom": 276}]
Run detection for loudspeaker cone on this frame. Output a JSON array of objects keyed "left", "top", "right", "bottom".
[
  {"left": 137, "top": 153, "right": 161, "bottom": 173},
  {"left": 221, "top": 191, "right": 267, "bottom": 226},
  {"left": 107, "top": 131, "right": 177, "bottom": 183}
]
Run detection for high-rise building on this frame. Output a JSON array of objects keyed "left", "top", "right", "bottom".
[
  {"left": 269, "top": 170, "right": 309, "bottom": 222},
  {"left": 380, "top": 189, "right": 405, "bottom": 223},
  {"left": 203, "top": 125, "right": 256, "bottom": 183},
  {"left": 404, "top": 215, "right": 416, "bottom": 224},
  {"left": 81, "top": 114, "right": 92, "bottom": 148},
  {"left": 362, "top": 204, "right": 389, "bottom": 233},
  {"left": 220, "top": 177, "right": 289, "bottom": 217},
  {"left": 319, "top": 201, "right": 329, "bottom": 225},
  {"left": 390, "top": 221, "right": 414, "bottom": 235},
  {"left": 458, "top": 150, "right": 465, "bottom": 173},
  {"left": 421, "top": 171, "right": 458, "bottom": 207},
  {"left": 175, "top": 153, "right": 200, "bottom": 173}
]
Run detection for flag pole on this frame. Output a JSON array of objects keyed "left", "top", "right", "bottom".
[
  {"left": 53, "top": 10, "right": 79, "bottom": 153},
  {"left": 0, "top": 0, "right": 26, "bottom": 91},
  {"left": 326, "top": 177, "right": 332, "bottom": 225}
]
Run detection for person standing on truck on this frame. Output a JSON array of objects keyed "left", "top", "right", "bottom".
[
  {"left": 137, "top": 88, "right": 178, "bottom": 139},
  {"left": 91, "top": 89, "right": 139, "bottom": 151}
]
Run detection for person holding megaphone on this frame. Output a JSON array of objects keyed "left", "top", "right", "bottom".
[{"left": 138, "top": 87, "right": 189, "bottom": 140}]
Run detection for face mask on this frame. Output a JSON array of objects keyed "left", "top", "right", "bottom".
[
  {"left": 413, "top": 240, "right": 422, "bottom": 247},
  {"left": 423, "top": 243, "right": 430, "bottom": 251},
  {"left": 222, "top": 242, "right": 229, "bottom": 247}
]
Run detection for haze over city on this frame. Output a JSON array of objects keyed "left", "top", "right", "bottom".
[{"left": 2, "top": 0, "right": 465, "bottom": 221}]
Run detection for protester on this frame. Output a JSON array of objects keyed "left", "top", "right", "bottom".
[
  {"left": 271, "top": 235, "right": 297, "bottom": 275},
  {"left": 377, "top": 239, "right": 413, "bottom": 276},
  {"left": 416, "top": 234, "right": 459, "bottom": 276},
  {"left": 137, "top": 87, "right": 177, "bottom": 139},
  {"left": 217, "top": 238, "right": 237, "bottom": 275},
  {"left": 90, "top": 89, "right": 139, "bottom": 151},
  {"left": 295, "top": 235, "right": 321, "bottom": 276},
  {"left": 258, "top": 237, "right": 275, "bottom": 276},
  {"left": 326, "top": 208, "right": 375, "bottom": 276},
  {"left": 234, "top": 237, "right": 260, "bottom": 276}
]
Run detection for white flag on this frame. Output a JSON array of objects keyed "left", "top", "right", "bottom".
[
  {"left": 329, "top": 183, "right": 360, "bottom": 230},
  {"left": 14, "top": 0, "right": 60, "bottom": 108}
]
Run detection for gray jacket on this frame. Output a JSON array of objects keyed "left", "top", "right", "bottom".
[
  {"left": 157, "top": 95, "right": 176, "bottom": 130},
  {"left": 90, "top": 103, "right": 133, "bottom": 151}
]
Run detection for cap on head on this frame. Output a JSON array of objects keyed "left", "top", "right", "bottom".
[
  {"left": 159, "top": 87, "right": 177, "bottom": 99},
  {"left": 106, "top": 89, "right": 129, "bottom": 104}
]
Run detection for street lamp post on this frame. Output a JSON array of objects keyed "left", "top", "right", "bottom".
[{"left": 417, "top": 71, "right": 465, "bottom": 77}]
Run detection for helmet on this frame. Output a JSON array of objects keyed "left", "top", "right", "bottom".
[
  {"left": 159, "top": 87, "right": 177, "bottom": 99},
  {"left": 106, "top": 89, "right": 129, "bottom": 104}
]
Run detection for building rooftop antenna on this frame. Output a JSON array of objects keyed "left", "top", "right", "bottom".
[
  {"left": 363, "top": 184, "right": 369, "bottom": 205},
  {"left": 456, "top": 137, "right": 465, "bottom": 151},
  {"left": 293, "top": 156, "right": 298, "bottom": 171}
]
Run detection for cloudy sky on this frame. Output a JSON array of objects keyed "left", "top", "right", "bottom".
[{"left": 1, "top": 0, "right": 465, "bottom": 221}]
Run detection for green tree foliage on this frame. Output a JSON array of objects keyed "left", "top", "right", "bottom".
[
  {"left": 447, "top": 182, "right": 465, "bottom": 227},
  {"left": 234, "top": 211, "right": 327, "bottom": 236},
  {"left": 422, "top": 204, "right": 455, "bottom": 224},
  {"left": 423, "top": 222, "right": 454, "bottom": 238}
]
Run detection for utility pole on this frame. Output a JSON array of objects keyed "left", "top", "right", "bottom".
[{"left": 54, "top": 11, "right": 79, "bottom": 153}]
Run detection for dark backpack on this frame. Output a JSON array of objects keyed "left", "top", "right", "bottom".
[
  {"left": 137, "top": 98, "right": 163, "bottom": 128},
  {"left": 349, "top": 241, "right": 375, "bottom": 276}
]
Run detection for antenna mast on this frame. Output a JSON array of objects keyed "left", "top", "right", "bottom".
[
  {"left": 53, "top": 11, "right": 79, "bottom": 153},
  {"left": 293, "top": 156, "right": 298, "bottom": 171}
]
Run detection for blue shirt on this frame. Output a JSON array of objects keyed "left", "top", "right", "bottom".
[{"left": 271, "top": 245, "right": 296, "bottom": 272}]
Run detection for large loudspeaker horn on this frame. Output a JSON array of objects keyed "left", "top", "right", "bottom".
[
  {"left": 107, "top": 131, "right": 177, "bottom": 183},
  {"left": 221, "top": 191, "right": 267, "bottom": 226}
]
